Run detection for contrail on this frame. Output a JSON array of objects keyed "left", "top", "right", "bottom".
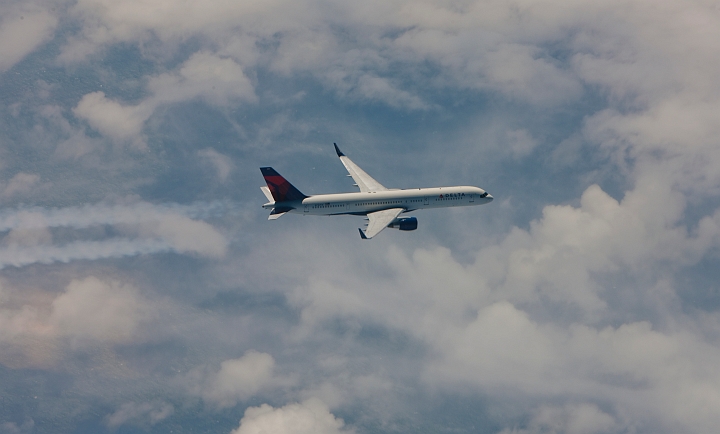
[
  {"left": 0, "top": 238, "right": 173, "bottom": 269},
  {"left": 0, "top": 200, "right": 237, "bottom": 269},
  {"left": 0, "top": 200, "right": 239, "bottom": 232}
]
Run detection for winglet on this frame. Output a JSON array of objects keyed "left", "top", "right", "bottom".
[
  {"left": 358, "top": 228, "right": 368, "bottom": 239},
  {"left": 333, "top": 144, "right": 387, "bottom": 192}
]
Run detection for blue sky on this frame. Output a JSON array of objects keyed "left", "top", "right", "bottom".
[{"left": 1, "top": 1, "right": 720, "bottom": 433}]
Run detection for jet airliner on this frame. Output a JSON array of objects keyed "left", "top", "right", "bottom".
[{"left": 260, "top": 144, "right": 493, "bottom": 239}]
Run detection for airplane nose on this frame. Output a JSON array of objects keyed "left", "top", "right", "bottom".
[{"left": 486, "top": 194, "right": 493, "bottom": 201}]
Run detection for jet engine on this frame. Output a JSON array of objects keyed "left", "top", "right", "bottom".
[{"left": 387, "top": 217, "right": 418, "bottom": 231}]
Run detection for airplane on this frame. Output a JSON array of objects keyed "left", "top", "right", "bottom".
[{"left": 260, "top": 144, "right": 493, "bottom": 239}]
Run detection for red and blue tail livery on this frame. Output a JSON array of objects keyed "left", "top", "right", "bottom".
[
  {"left": 260, "top": 145, "right": 492, "bottom": 238},
  {"left": 260, "top": 167, "right": 308, "bottom": 202}
]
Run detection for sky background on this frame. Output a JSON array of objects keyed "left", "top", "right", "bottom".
[{"left": 1, "top": 1, "right": 720, "bottom": 433}]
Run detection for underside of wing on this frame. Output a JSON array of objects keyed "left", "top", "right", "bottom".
[
  {"left": 360, "top": 208, "right": 404, "bottom": 239},
  {"left": 335, "top": 143, "right": 387, "bottom": 192}
]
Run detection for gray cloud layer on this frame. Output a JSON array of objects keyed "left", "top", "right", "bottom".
[{"left": 1, "top": 0, "right": 720, "bottom": 433}]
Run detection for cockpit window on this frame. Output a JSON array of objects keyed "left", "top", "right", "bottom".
[{"left": 479, "top": 192, "right": 488, "bottom": 198}]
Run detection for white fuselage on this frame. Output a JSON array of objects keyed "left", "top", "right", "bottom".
[{"left": 262, "top": 186, "right": 493, "bottom": 216}]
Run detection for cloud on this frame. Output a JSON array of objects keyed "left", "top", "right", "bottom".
[
  {"left": 61, "top": 0, "right": 317, "bottom": 63},
  {"left": 134, "top": 215, "right": 228, "bottom": 258},
  {"left": 583, "top": 102, "right": 720, "bottom": 196},
  {"left": 61, "top": 0, "right": 585, "bottom": 110},
  {"left": 393, "top": 30, "right": 583, "bottom": 104},
  {"left": 4, "top": 0, "right": 720, "bottom": 433},
  {"left": 106, "top": 401, "right": 174, "bottom": 428},
  {"left": 200, "top": 351, "right": 276, "bottom": 409},
  {"left": 198, "top": 148, "right": 234, "bottom": 182},
  {"left": 434, "top": 309, "right": 720, "bottom": 432},
  {"left": 230, "top": 398, "right": 353, "bottom": 434},
  {"left": 280, "top": 178, "right": 717, "bottom": 328},
  {"left": 0, "top": 419, "right": 34, "bottom": 434},
  {"left": 50, "top": 276, "right": 151, "bottom": 343},
  {"left": 253, "top": 173, "right": 720, "bottom": 431},
  {"left": 505, "top": 129, "right": 538, "bottom": 158},
  {"left": 497, "top": 403, "right": 617, "bottom": 434},
  {"left": 0, "top": 276, "right": 154, "bottom": 368},
  {"left": 0, "top": 5, "right": 57, "bottom": 72},
  {"left": 256, "top": 238, "right": 720, "bottom": 431},
  {"left": 147, "top": 51, "right": 256, "bottom": 106},
  {"left": 1, "top": 173, "right": 41, "bottom": 199},
  {"left": 0, "top": 281, "right": 43, "bottom": 342},
  {"left": 3, "top": 226, "right": 52, "bottom": 248},
  {"left": 72, "top": 92, "right": 151, "bottom": 145},
  {"left": 73, "top": 52, "right": 255, "bottom": 143},
  {"left": 430, "top": 301, "right": 556, "bottom": 389},
  {"left": 57, "top": 0, "right": 720, "bottom": 115},
  {"left": 326, "top": 72, "right": 429, "bottom": 110}
]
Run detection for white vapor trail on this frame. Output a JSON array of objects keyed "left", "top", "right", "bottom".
[
  {"left": 0, "top": 200, "right": 236, "bottom": 269},
  {"left": 0, "top": 238, "right": 172, "bottom": 269},
  {"left": 0, "top": 200, "right": 238, "bottom": 232}
]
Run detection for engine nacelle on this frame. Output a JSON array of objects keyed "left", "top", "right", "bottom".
[{"left": 387, "top": 217, "right": 418, "bottom": 231}]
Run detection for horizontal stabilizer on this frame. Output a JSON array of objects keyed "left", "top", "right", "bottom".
[
  {"left": 260, "top": 186, "right": 274, "bottom": 202},
  {"left": 268, "top": 206, "right": 293, "bottom": 220},
  {"left": 268, "top": 211, "right": 287, "bottom": 220}
]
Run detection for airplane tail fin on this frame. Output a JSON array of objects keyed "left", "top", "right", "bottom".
[{"left": 260, "top": 167, "right": 308, "bottom": 202}]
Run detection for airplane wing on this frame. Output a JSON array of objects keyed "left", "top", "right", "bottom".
[
  {"left": 334, "top": 143, "right": 387, "bottom": 192},
  {"left": 359, "top": 208, "right": 404, "bottom": 239}
]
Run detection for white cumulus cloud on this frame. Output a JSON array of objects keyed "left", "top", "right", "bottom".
[
  {"left": 50, "top": 276, "right": 151, "bottom": 343},
  {"left": 0, "top": 4, "right": 57, "bottom": 72},
  {"left": 230, "top": 398, "right": 353, "bottom": 434},
  {"left": 74, "top": 52, "right": 255, "bottom": 144},
  {"left": 200, "top": 351, "right": 276, "bottom": 409},
  {"left": 0, "top": 276, "right": 156, "bottom": 368}
]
